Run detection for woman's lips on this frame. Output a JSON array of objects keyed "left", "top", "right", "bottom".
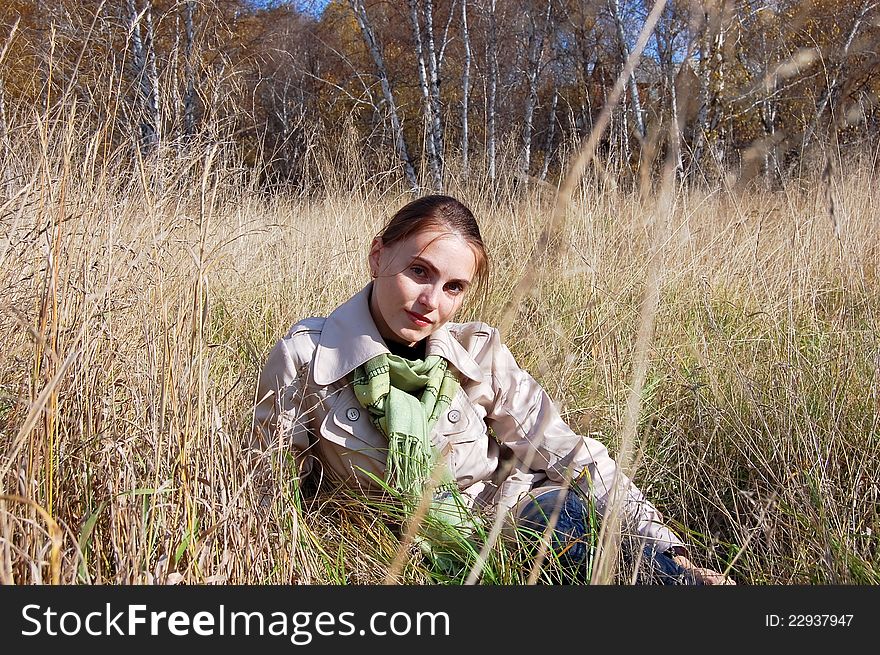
[{"left": 405, "top": 310, "right": 433, "bottom": 327}]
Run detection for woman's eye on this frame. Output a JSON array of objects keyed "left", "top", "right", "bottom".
[
  {"left": 446, "top": 282, "right": 464, "bottom": 295},
  {"left": 410, "top": 265, "right": 426, "bottom": 277}
]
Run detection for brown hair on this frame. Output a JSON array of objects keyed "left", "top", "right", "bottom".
[{"left": 377, "top": 194, "right": 490, "bottom": 293}]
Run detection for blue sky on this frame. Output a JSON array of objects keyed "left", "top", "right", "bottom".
[{"left": 247, "top": 0, "right": 330, "bottom": 17}]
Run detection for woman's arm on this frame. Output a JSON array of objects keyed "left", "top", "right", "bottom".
[
  {"left": 474, "top": 328, "right": 735, "bottom": 583},
  {"left": 251, "top": 323, "right": 323, "bottom": 494},
  {"left": 477, "top": 328, "right": 684, "bottom": 551}
]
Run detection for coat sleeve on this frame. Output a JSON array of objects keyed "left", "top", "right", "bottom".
[
  {"left": 479, "top": 328, "right": 684, "bottom": 553},
  {"left": 252, "top": 323, "right": 322, "bottom": 484}
]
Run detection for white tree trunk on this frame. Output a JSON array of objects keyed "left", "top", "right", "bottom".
[
  {"left": 653, "top": 4, "right": 682, "bottom": 172},
  {"left": 609, "top": 0, "right": 645, "bottom": 141},
  {"left": 143, "top": 2, "right": 161, "bottom": 147},
  {"left": 692, "top": 0, "right": 728, "bottom": 171},
  {"left": 487, "top": 0, "right": 498, "bottom": 181},
  {"left": 407, "top": 0, "right": 442, "bottom": 189},
  {"left": 349, "top": 0, "right": 419, "bottom": 188},
  {"left": 182, "top": 0, "right": 196, "bottom": 140},
  {"left": 423, "top": 0, "right": 444, "bottom": 173},
  {"left": 126, "top": 0, "right": 161, "bottom": 151},
  {"left": 0, "top": 18, "right": 13, "bottom": 155},
  {"left": 806, "top": 0, "right": 878, "bottom": 145},
  {"left": 520, "top": 0, "right": 552, "bottom": 176},
  {"left": 461, "top": 0, "right": 471, "bottom": 177}
]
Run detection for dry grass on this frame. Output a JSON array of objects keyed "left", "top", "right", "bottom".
[{"left": 1, "top": 112, "right": 878, "bottom": 584}]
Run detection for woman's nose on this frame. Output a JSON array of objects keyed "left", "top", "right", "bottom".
[{"left": 418, "top": 284, "right": 441, "bottom": 310}]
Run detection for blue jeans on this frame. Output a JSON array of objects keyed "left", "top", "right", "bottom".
[{"left": 515, "top": 488, "right": 703, "bottom": 585}]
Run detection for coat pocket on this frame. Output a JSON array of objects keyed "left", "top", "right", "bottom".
[
  {"left": 433, "top": 389, "right": 491, "bottom": 486},
  {"left": 319, "top": 385, "right": 388, "bottom": 467}
]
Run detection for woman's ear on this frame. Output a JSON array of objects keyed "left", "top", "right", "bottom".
[{"left": 368, "top": 237, "right": 383, "bottom": 278}]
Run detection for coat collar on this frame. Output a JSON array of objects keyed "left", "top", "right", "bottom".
[{"left": 312, "top": 282, "right": 484, "bottom": 386}]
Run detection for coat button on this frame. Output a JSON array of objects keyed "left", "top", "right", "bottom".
[
  {"left": 346, "top": 408, "right": 360, "bottom": 421},
  {"left": 447, "top": 409, "right": 461, "bottom": 423}
]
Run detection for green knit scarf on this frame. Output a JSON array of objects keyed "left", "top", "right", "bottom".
[{"left": 350, "top": 352, "right": 478, "bottom": 570}]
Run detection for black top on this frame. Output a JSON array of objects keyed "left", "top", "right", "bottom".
[{"left": 385, "top": 337, "right": 427, "bottom": 362}]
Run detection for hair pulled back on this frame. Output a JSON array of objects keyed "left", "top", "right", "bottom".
[{"left": 377, "top": 194, "right": 489, "bottom": 292}]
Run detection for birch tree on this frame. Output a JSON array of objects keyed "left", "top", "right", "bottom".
[
  {"left": 485, "top": 0, "right": 499, "bottom": 181},
  {"left": 182, "top": 0, "right": 196, "bottom": 140},
  {"left": 461, "top": 0, "right": 472, "bottom": 177},
  {"left": 407, "top": 0, "right": 443, "bottom": 189},
  {"left": 561, "top": 1, "right": 600, "bottom": 141},
  {"left": 0, "top": 18, "right": 16, "bottom": 156},
  {"left": 422, "top": 0, "right": 445, "bottom": 180},
  {"left": 651, "top": 0, "right": 693, "bottom": 173},
  {"left": 348, "top": 0, "right": 419, "bottom": 188},
  {"left": 805, "top": 0, "right": 879, "bottom": 146},
  {"left": 519, "top": 0, "right": 553, "bottom": 176},
  {"left": 125, "top": 0, "right": 161, "bottom": 152},
  {"left": 691, "top": 0, "right": 729, "bottom": 172},
  {"left": 609, "top": 0, "right": 645, "bottom": 142}
]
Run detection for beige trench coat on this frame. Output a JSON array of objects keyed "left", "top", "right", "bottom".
[{"left": 253, "top": 283, "right": 684, "bottom": 553}]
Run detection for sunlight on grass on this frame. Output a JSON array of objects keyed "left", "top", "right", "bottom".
[{"left": 1, "top": 110, "right": 878, "bottom": 584}]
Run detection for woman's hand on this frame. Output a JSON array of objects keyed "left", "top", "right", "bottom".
[{"left": 672, "top": 554, "right": 737, "bottom": 585}]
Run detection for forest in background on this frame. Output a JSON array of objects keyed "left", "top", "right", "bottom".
[{"left": 2, "top": 0, "right": 879, "bottom": 191}]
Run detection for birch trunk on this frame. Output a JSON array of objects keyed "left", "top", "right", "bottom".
[
  {"left": 760, "top": 93, "right": 778, "bottom": 183},
  {"left": 182, "top": 0, "right": 196, "bottom": 140},
  {"left": 0, "top": 18, "right": 12, "bottom": 155},
  {"left": 407, "top": 0, "right": 442, "bottom": 190},
  {"left": 349, "top": 0, "right": 419, "bottom": 189},
  {"left": 806, "top": 0, "right": 878, "bottom": 145},
  {"left": 143, "top": 2, "right": 161, "bottom": 147},
  {"left": 693, "top": 1, "right": 727, "bottom": 172},
  {"left": 706, "top": 7, "right": 726, "bottom": 164},
  {"left": 487, "top": 0, "right": 498, "bottom": 181},
  {"left": 126, "top": 0, "right": 161, "bottom": 152},
  {"left": 609, "top": 0, "right": 645, "bottom": 141},
  {"left": 520, "top": 0, "right": 552, "bottom": 176},
  {"left": 423, "top": 0, "right": 444, "bottom": 174},
  {"left": 653, "top": 5, "right": 682, "bottom": 172},
  {"left": 0, "top": 73, "right": 6, "bottom": 154},
  {"left": 461, "top": 0, "right": 471, "bottom": 177}
]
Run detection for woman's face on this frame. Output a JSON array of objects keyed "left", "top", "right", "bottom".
[{"left": 368, "top": 227, "right": 477, "bottom": 347}]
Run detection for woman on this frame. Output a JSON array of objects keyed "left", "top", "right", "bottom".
[{"left": 253, "top": 194, "right": 733, "bottom": 585}]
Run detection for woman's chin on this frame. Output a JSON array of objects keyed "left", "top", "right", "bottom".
[{"left": 390, "top": 325, "right": 431, "bottom": 345}]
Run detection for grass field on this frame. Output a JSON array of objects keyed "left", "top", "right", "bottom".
[{"left": 1, "top": 123, "right": 878, "bottom": 585}]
